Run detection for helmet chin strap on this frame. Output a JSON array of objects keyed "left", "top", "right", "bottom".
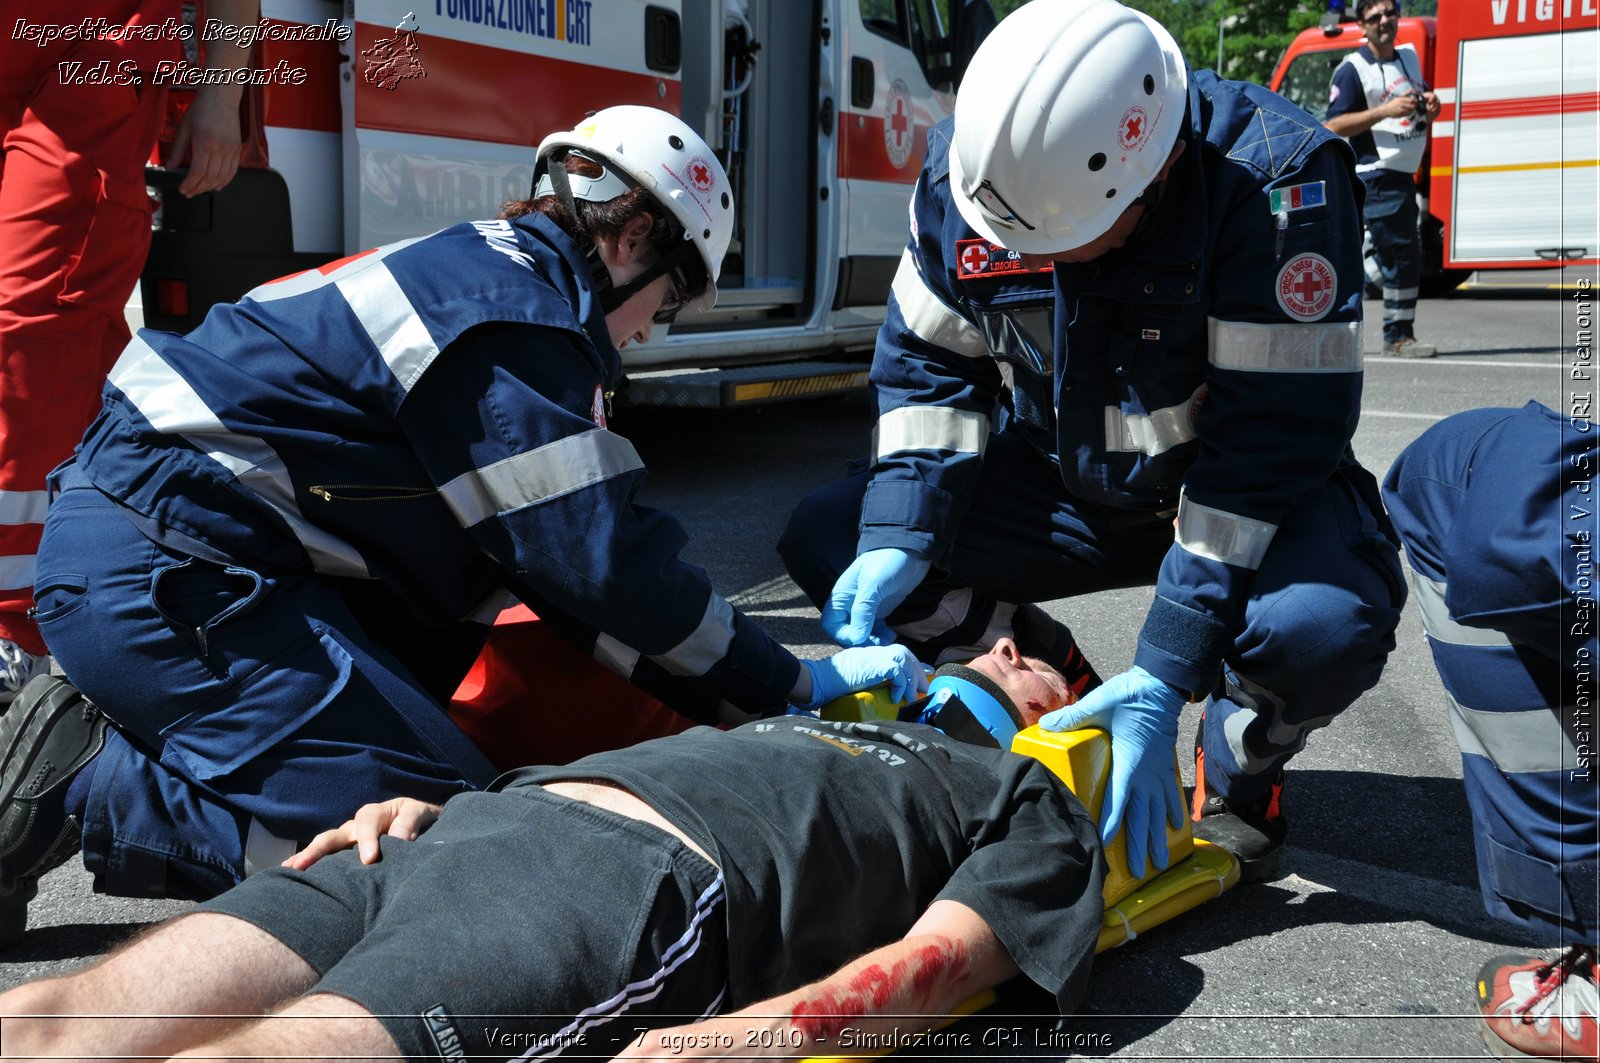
[
  {"left": 599, "top": 239, "right": 697, "bottom": 316},
  {"left": 541, "top": 160, "right": 617, "bottom": 307}
]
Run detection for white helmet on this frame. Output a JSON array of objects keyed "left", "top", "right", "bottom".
[
  {"left": 535, "top": 106, "right": 734, "bottom": 312},
  {"left": 948, "top": 0, "right": 1189, "bottom": 254}
]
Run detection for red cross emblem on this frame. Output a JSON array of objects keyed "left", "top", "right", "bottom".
[
  {"left": 685, "top": 156, "right": 717, "bottom": 193},
  {"left": 1275, "top": 252, "right": 1337, "bottom": 321},
  {"left": 883, "top": 79, "right": 914, "bottom": 169},
  {"left": 960, "top": 244, "right": 990, "bottom": 274},
  {"left": 890, "top": 97, "right": 909, "bottom": 142},
  {"left": 1118, "top": 106, "right": 1151, "bottom": 150}
]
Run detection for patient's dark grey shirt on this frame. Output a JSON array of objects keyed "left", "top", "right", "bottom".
[{"left": 500, "top": 718, "right": 1105, "bottom": 1011}]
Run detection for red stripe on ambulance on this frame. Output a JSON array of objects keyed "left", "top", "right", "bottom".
[
  {"left": 260, "top": 28, "right": 343, "bottom": 133},
  {"left": 352, "top": 23, "right": 679, "bottom": 147},
  {"left": 838, "top": 113, "right": 923, "bottom": 184}
]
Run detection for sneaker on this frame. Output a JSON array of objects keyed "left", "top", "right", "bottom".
[
  {"left": 1011, "top": 604, "right": 1103, "bottom": 704},
  {"left": 1479, "top": 946, "right": 1600, "bottom": 1061},
  {"left": 1383, "top": 336, "right": 1437, "bottom": 358},
  {"left": 0, "top": 675, "right": 107, "bottom": 947},
  {"left": 1190, "top": 727, "right": 1288, "bottom": 882},
  {"left": 0, "top": 640, "right": 50, "bottom": 706}
]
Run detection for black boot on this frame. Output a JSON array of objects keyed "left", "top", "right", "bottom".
[
  {"left": 0, "top": 675, "right": 107, "bottom": 947},
  {"left": 1190, "top": 721, "right": 1287, "bottom": 883}
]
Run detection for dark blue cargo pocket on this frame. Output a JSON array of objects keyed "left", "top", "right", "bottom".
[
  {"left": 1485, "top": 833, "right": 1576, "bottom": 925},
  {"left": 158, "top": 629, "right": 353, "bottom": 782}
]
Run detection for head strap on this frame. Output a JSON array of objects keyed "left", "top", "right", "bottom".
[{"left": 539, "top": 157, "right": 617, "bottom": 307}]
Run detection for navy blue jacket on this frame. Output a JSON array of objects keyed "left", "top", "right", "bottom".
[
  {"left": 864, "top": 70, "right": 1368, "bottom": 693},
  {"left": 77, "top": 215, "right": 801, "bottom": 716}
]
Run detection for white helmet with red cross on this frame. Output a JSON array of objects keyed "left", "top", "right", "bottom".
[
  {"left": 536, "top": 106, "right": 734, "bottom": 312},
  {"left": 947, "top": 0, "right": 1189, "bottom": 254}
]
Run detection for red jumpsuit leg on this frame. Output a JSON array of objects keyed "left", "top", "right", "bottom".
[{"left": 0, "top": 55, "right": 167, "bottom": 654}]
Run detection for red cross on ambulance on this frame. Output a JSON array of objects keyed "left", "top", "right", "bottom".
[{"left": 889, "top": 96, "right": 910, "bottom": 148}]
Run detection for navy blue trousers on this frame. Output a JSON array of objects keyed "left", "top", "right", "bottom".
[
  {"left": 781, "top": 431, "right": 1405, "bottom": 803},
  {"left": 1363, "top": 170, "right": 1423, "bottom": 345},
  {"left": 1385, "top": 407, "right": 1598, "bottom": 944},
  {"left": 34, "top": 466, "right": 496, "bottom": 900}
]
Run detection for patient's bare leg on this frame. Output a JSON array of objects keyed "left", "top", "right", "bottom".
[
  {"left": 0, "top": 912, "right": 318, "bottom": 1061},
  {"left": 171, "top": 992, "right": 400, "bottom": 1062}
]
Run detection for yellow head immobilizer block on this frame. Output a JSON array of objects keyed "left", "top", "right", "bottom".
[
  {"left": 822, "top": 690, "right": 1239, "bottom": 952},
  {"left": 800, "top": 695, "right": 1241, "bottom": 1063},
  {"left": 1010, "top": 725, "right": 1239, "bottom": 952}
]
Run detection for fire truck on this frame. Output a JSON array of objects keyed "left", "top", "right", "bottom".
[
  {"left": 142, "top": 0, "right": 995, "bottom": 405},
  {"left": 1268, "top": 0, "right": 1598, "bottom": 290}
]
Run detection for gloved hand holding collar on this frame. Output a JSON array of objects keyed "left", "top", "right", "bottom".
[
  {"left": 821, "top": 548, "right": 932, "bottom": 648},
  {"left": 796, "top": 645, "right": 929, "bottom": 711},
  {"left": 1038, "top": 666, "right": 1188, "bottom": 878}
]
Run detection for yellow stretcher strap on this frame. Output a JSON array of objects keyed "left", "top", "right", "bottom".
[{"left": 1096, "top": 839, "right": 1239, "bottom": 952}]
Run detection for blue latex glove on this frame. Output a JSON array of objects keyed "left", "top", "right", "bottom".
[
  {"left": 1038, "top": 666, "right": 1187, "bottom": 878},
  {"left": 821, "top": 548, "right": 931, "bottom": 647},
  {"left": 798, "top": 645, "right": 930, "bottom": 710}
]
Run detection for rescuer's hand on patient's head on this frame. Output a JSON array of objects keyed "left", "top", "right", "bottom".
[
  {"left": 796, "top": 645, "right": 930, "bottom": 710},
  {"left": 821, "top": 548, "right": 932, "bottom": 647},
  {"left": 1037, "top": 666, "right": 1187, "bottom": 878}
]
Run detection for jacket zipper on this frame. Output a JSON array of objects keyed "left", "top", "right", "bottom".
[{"left": 308, "top": 484, "right": 438, "bottom": 503}]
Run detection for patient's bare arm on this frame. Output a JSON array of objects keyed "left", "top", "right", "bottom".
[{"left": 613, "top": 899, "right": 1018, "bottom": 1061}]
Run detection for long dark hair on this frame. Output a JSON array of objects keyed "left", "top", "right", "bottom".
[{"left": 501, "top": 153, "right": 682, "bottom": 264}]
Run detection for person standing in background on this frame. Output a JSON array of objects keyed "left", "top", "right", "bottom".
[
  {"left": 0, "top": 0, "right": 258, "bottom": 699},
  {"left": 1324, "top": 0, "right": 1441, "bottom": 358}
]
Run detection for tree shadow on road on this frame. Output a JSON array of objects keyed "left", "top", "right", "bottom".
[{"left": 1057, "top": 769, "right": 1542, "bottom": 1054}]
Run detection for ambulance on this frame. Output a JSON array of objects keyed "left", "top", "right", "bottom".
[
  {"left": 142, "top": 0, "right": 996, "bottom": 404},
  {"left": 1268, "top": 0, "right": 1598, "bottom": 289}
]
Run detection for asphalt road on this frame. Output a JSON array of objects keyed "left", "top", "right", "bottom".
[{"left": 7, "top": 280, "right": 1593, "bottom": 1061}]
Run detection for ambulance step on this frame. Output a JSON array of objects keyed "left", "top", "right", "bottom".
[{"left": 622, "top": 361, "right": 870, "bottom": 408}]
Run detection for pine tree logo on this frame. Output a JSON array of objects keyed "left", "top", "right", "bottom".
[{"left": 362, "top": 12, "right": 426, "bottom": 91}]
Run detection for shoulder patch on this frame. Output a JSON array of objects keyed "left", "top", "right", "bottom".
[
  {"left": 1275, "top": 252, "right": 1338, "bottom": 322},
  {"left": 1268, "top": 181, "right": 1326, "bottom": 214},
  {"left": 955, "top": 239, "right": 1053, "bottom": 281}
]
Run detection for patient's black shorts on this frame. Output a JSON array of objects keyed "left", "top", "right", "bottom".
[{"left": 199, "top": 786, "right": 727, "bottom": 1061}]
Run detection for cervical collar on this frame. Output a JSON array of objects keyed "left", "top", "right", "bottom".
[{"left": 899, "top": 664, "right": 1026, "bottom": 749}]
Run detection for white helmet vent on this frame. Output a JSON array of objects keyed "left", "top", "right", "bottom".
[{"left": 947, "top": 0, "right": 1188, "bottom": 254}]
